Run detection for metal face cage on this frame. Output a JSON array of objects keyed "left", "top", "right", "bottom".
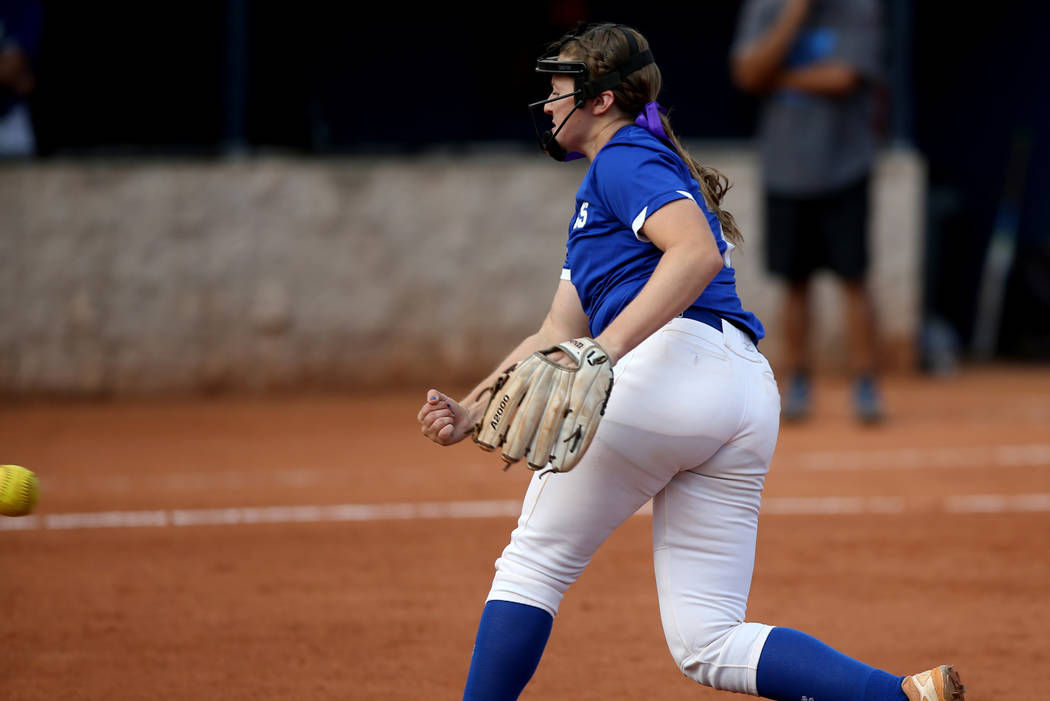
[{"left": 527, "top": 23, "right": 654, "bottom": 161}]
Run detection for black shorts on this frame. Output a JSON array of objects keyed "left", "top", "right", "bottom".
[{"left": 764, "top": 175, "right": 871, "bottom": 282}]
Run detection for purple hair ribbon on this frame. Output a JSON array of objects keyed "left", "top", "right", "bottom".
[{"left": 634, "top": 100, "right": 669, "bottom": 141}]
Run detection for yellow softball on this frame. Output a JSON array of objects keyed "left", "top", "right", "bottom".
[{"left": 0, "top": 465, "right": 39, "bottom": 517}]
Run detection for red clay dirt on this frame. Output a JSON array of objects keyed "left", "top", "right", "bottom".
[{"left": 2, "top": 364, "right": 1049, "bottom": 700}]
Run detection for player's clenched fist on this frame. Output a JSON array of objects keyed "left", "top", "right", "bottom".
[{"left": 418, "top": 390, "right": 476, "bottom": 445}]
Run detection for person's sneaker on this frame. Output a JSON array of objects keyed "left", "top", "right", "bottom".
[
  {"left": 781, "top": 372, "right": 811, "bottom": 422},
  {"left": 901, "top": 665, "right": 965, "bottom": 700},
  {"left": 853, "top": 374, "right": 885, "bottom": 424}
]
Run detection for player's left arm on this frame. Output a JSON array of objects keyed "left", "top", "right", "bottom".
[{"left": 594, "top": 197, "right": 724, "bottom": 365}]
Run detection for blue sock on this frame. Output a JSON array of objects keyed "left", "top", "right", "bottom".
[
  {"left": 756, "top": 627, "right": 908, "bottom": 701},
  {"left": 462, "top": 600, "right": 553, "bottom": 701}
]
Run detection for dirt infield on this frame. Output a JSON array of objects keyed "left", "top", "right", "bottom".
[{"left": 2, "top": 364, "right": 1049, "bottom": 700}]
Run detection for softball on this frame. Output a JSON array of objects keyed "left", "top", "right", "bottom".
[{"left": 0, "top": 464, "right": 39, "bottom": 517}]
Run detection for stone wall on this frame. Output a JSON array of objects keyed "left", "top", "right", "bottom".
[{"left": 0, "top": 147, "right": 925, "bottom": 396}]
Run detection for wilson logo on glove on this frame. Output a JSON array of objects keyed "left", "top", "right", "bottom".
[{"left": 472, "top": 338, "right": 614, "bottom": 473}]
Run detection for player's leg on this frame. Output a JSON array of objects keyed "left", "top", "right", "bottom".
[
  {"left": 463, "top": 321, "right": 737, "bottom": 700},
  {"left": 650, "top": 321, "right": 780, "bottom": 692},
  {"left": 655, "top": 454, "right": 914, "bottom": 699},
  {"left": 650, "top": 325, "right": 918, "bottom": 700},
  {"left": 461, "top": 441, "right": 693, "bottom": 701},
  {"left": 461, "top": 599, "right": 553, "bottom": 701}
]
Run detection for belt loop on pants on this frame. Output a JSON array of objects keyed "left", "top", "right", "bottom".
[
  {"left": 679, "top": 307, "right": 760, "bottom": 347},
  {"left": 679, "top": 307, "right": 723, "bottom": 334}
]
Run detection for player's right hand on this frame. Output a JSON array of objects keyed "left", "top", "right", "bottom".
[{"left": 418, "top": 390, "right": 475, "bottom": 446}]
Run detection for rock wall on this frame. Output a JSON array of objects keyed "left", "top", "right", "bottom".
[{"left": 0, "top": 147, "right": 924, "bottom": 396}]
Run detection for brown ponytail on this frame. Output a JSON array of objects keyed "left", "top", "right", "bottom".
[{"left": 658, "top": 114, "right": 744, "bottom": 246}]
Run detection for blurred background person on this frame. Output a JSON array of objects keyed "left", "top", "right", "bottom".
[
  {"left": 730, "top": 0, "right": 887, "bottom": 423},
  {"left": 0, "top": 0, "right": 41, "bottom": 158}
]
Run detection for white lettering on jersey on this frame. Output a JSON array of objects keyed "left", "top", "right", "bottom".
[{"left": 573, "top": 202, "right": 589, "bottom": 230}]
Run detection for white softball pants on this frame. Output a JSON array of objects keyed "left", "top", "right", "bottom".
[{"left": 486, "top": 316, "right": 781, "bottom": 695}]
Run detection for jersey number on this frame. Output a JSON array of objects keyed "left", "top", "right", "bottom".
[{"left": 573, "top": 202, "right": 589, "bottom": 230}]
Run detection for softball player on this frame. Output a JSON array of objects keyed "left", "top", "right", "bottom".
[{"left": 418, "top": 23, "right": 963, "bottom": 701}]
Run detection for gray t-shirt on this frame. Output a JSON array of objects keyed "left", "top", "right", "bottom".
[{"left": 732, "top": 0, "right": 884, "bottom": 196}]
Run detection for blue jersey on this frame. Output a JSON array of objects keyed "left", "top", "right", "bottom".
[{"left": 562, "top": 124, "right": 765, "bottom": 342}]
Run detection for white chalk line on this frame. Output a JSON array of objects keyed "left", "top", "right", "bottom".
[
  {"left": 790, "top": 443, "right": 1050, "bottom": 472},
  {"left": 0, "top": 500, "right": 523, "bottom": 532},
  {"left": 3, "top": 493, "right": 1050, "bottom": 532}
]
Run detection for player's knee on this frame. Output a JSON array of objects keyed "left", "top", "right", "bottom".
[
  {"left": 665, "top": 621, "right": 734, "bottom": 687},
  {"left": 665, "top": 621, "right": 771, "bottom": 694},
  {"left": 487, "top": 554, "right": 577, "bottom": 617}
]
